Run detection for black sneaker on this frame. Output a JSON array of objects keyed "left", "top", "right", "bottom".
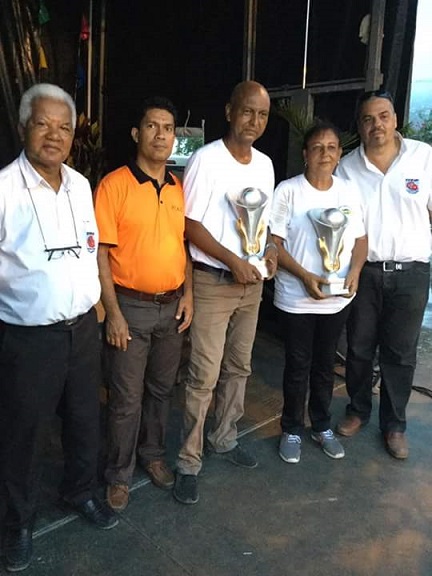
[
  {"left": 222, "top": 445, "right": 258, "bottom": 469},
  {"left": 173, "top": 474, "right": 199, "bottom": 505},
  {"left": 4, "top": 525, "right": 33, "bottom": 573},
  {"left": 60, "top": 496, "right": 119, "bottom": 530}
]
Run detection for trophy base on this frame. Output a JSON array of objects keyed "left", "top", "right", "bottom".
[
  {"left": 248, "top": 256, "right": 269, "bottom": 279},
  {"left": 321, "top": 278, "right": 349, "bottom": 296}
]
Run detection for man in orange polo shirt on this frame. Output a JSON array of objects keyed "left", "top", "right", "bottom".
[{"left": 94, "top": 96, "right": 193, "bottom": 511}]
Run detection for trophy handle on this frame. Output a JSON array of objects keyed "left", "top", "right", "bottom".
[
  {"left": 236, "top": 218, "right": 266, "bottom": 256},
  {"left": 318, "top": 238, "right": 345, "bottom": 272}
]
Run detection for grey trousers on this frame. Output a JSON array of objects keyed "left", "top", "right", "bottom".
[{"left": 104, "top": 294, "right": 184, "bottom": 485}]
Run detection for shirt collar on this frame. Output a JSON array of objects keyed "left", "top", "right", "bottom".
[
  {"left": 18, "top": 150, "right": 71, "bottom": 191},
  {"left": 127, "top": 160, "right": 175, "bottom": 187},
  {"left": 359, "top": 131, "right": 405, "bottom": 162}
]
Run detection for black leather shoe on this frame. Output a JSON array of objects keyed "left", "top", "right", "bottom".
[
  {"left": 62, "top": 496, "right": 118, "bottom": 530},
  {"left": 4, "top": 525, "right": 33, "bottom": 572}
]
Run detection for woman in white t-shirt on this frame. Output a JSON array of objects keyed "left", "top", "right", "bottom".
[{"left": 270, "top": 121, "right": 367, "bottom": 464}]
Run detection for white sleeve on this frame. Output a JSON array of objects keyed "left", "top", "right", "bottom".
[
  {"left": 269, "top": 181, "right": 292, "bottom": 239},
  {"left": 183, "top": 150, "right": 212, "bottom": 222}
]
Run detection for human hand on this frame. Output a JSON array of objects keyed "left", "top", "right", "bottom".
[
  {"left": 342, "top": 271, "right": 359, "bottom": 298},
  {"left": 105, "top": 312, "right": 131, "bottom": 351},
  {"left": 264, "top": 245, "right": 278, "bottom": 280},
  {"left": 176, "top": 292, "right": 194, "bottom": 333},
  {"left": 229, "top": 257, "right": 262, "bottom": 284},
  {"left": 301, "top": 271, "right": 330, "bottom": 300}
]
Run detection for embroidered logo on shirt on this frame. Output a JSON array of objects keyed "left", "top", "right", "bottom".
[
  {"left": 339, "top": 205, "right": 352, "bottom": 216},
  {"left": 86, "top": 232, "right": 96, "bottom": 253},
  {"left": 405, "top": 179, "right": 419, "bottom": 194}
]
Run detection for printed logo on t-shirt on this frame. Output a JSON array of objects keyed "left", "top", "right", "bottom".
[
  {"left": 339, "top": 205, "right": 352, "bottom": 216},
  {"left": 86, "top": 232, "right": 96, "bottom": 253},
  {"left": 405, "top": 179, "right": 419, "bottom": 194}
]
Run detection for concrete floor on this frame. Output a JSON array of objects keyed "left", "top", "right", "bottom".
[{"left": 1, "top": 302, "right": 432, "bottom": 576}]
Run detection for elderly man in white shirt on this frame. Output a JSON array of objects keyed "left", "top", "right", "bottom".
[
  {"left": 336, "top": 90, "right": 432, "bottom": 460},
  {"left": 0, "top": 84, "right": 117, "bottom": 573}
]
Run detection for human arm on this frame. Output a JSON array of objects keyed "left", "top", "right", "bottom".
[
  {"left": 343, "top": 235, "right": 368, "bottom": 297},
  {"left": 263, "top": 230, "right": 278, "bottom": 280},
  {"left": 175, "top": 244, "right": 193, "bottom": 333},
  {"left": 185, "top": 218, "right": 261, "bottom": 284},
  {"left": 272, "top": 234, "right": 330, "bottom": 300},
  {"left": 97, "top": 244, "right": 131, "bottom": 351}
]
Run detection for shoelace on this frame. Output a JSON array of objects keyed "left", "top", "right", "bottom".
[
  {"left": 320, "top": 429, "right": 335, "bottom": 440},
  {"left": 287, "top": 434, "right": 301, "bottom": 444}
]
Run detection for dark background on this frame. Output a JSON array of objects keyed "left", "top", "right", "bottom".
[{"left": 0, "top": 0, "right": 419, "bottom": 184}]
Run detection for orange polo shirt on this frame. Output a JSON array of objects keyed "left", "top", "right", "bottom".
[{"left": 94, "top": 163, "right": 186, "bottom": 293}]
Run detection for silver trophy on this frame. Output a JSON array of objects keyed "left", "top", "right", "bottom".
[
  {"left": 307, "top": 208, "right": 349, "bottom": 295},
  {"left": 226, "top": 187, "right": 269, "bottom": 278}
]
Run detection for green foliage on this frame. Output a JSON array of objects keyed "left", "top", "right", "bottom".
[
  {"left": 275, "top": 100, "right": 359, "bottom": 153},
  {"left": 67, "top": 113, "right": 106, "bottom": 190},
  {"left": 175, "top": 136, "right": 204, "bottom": 157},
  {"left": 402, "top": 109, "right": 432, "bottom": 145}
]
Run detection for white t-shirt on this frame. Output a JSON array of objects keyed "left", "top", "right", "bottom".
[
  {"left": 270, "top": 174, "right": 365, "bottom": 314},
  {"left": 337, "top": 136, "right": 432, "bottom": 262},
  {"left": 0, "top": 152, "right": 100, "bottom": 326},
  {"left": 184, "top": 139, "right": 275, "bottom": 269}
]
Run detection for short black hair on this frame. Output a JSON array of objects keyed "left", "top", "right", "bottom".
[
  {"left": 302, "top": 120, "right": 342, "bottom": 150},
  {"left": 134, "top": 96, "right": 178, "bottom": 129},
  {"left": 356, "top": 89, "right": 394, "bottom": 119}
]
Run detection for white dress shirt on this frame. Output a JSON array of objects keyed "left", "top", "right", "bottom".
[
  {"left": 337, "top": 136, "right": 432, "bottom": 263},
  {"left": 0, "top": 152, "right": 100, "bottom": 326}
]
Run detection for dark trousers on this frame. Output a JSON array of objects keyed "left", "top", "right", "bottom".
[
  {"left": 0, "top": 309, "right": 101, "bottom": 528},
  {"left": 104, "top": 295, "right": 184, "bottom": 486},
  {"left": 277, "top": 305, "right": 351, "bottom": 435},
  {"left": 345, "top": 262, "right": 430, "bottom": 432}
]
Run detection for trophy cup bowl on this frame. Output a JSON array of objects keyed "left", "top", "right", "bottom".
[
  {"left": 307, "top": 208, "right": 349, "bottom": 296},
  {"left": 226, "top": 187, "right": 269, "bottom": 278}
]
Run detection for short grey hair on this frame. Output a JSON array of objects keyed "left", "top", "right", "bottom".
[{"left": 19, "top": 83, "right": 77, "bottom": 128}]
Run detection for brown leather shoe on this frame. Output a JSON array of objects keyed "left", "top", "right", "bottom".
[
  {"left": 107, "top": 484, "right": 129, "bottom": 511},
  {"left": 384, "top": 432, "right": 408, "bottom": 459},
  {"left": 336, "top": 415, "right": 363, "bottom": 437},
  {"left": 145, "top": 460, "right": 175, "bottom": 490}
]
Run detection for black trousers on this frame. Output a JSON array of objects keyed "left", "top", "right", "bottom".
[
  {"left": 345, "top": 262, "right": 430, "bottom": 433},
  {"left": 277, "top": 305, "right": 351, "bottom": 435},
  {"left": 0, "top": 308, "right": 101, "bottom": 528}
]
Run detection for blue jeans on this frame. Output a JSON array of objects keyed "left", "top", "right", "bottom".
[{"left": 345, "top": 261, "right": 430, "bottom": 433}]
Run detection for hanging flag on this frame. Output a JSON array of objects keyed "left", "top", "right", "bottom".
[
  {"left": 39, "top": 46, "right": 48, "bottom": 69},
  {"left": 38, "top": 0, "right": 50, "bottom": 25},
  {"left": 80, "top": 15, "right": 90, "bottom": 41}
]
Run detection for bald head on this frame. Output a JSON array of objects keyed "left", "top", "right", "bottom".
[
  {"left": 229, "top": 81, "right": 270, "bottom": 110},
  {"left": 225, "top": 81, "right": 270, "bottom": 149}
]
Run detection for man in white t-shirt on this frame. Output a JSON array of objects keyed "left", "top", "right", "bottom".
[
  {"left": 336, "top": 90, "right": 432, "bottom": 459},
  {"left": 0, "top": 84, "right": 117, "bottom": 573},
  {"left": 173, "top": 81, "right": 276, "bottom": 505}
]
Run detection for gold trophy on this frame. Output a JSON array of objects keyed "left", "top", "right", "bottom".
[
  {"left": 226, "top": 187, "right": 269, "bottom": 278},
  {"left": 307, "top": 208, "right": 349, "bottom": 295}
]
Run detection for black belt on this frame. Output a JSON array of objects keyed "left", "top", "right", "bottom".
[
  {"left": 54, "top": 311, "right": 89, "bottom": 328},
  {"left": 193, "top": 261, "right": 234, "bottom": 280},
  {"left": 365, "top": 261, "right": 427, "bottom": 272},
  {"left": 114, "top": 284, "right": 183, "bottom": 304}
]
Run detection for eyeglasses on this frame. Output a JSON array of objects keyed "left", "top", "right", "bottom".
[
  {"left": 358, "top": 90, "right": 394, "bottom": 105},
  {"left": 27, "top": 187, "right": 82, "bottom": 261},
  {"left": 356, "top": 89, "right": 394, "bottom": 118},
  {"left": 45, "top": 245, "right": 82, "bottom": 261}
]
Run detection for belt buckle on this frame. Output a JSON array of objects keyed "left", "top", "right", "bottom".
[
  {"left": 153, "top": 291, "right": 167, "bottom": 304},
  {"left": 64, "top": 316, "right": 79, "bottom": 326},
  {"left": 383, "top": 261, "right": 395, "bottom": 272}
]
